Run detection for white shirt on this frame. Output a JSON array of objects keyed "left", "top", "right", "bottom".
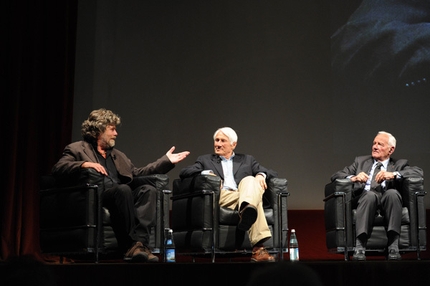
[
  {"left": 220, "top": 154, "right": 237, "bottom": 190},
  {"left": 200, "top": 153, "right": 267, "bottom": 190},
  {"left": 365, "top": 159, "right": 389, "bottom": 191}
]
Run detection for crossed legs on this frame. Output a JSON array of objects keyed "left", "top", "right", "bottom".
[{"left": 220, "top": 176, "right": 272, "bottom": 246}]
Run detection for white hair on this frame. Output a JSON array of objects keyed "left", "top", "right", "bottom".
[
  {"left": 378, "top": 131, "right": 396, "bottom": 147},
  {"left": 214, "top": 127, "right": 238, "bottom": 144}
]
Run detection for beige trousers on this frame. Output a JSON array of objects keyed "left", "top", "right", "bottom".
[{"left": 219, "top": 176, "right": 271, "bottom": 246}]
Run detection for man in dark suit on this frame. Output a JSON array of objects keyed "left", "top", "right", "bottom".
[
  {"left": 179, "top": 127, "right": 277, "bottom": 262},
  {"left": 52, "top": 108, "right": 190, "bottom": 262},
  {"left": 331, "top": 131, "right": 423, "bottom": 260}
]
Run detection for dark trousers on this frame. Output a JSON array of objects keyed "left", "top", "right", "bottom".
[
  {"left": 102, "top": 183, "right": 157, "bottom": 250},
  {"left": 355, "top": 188, "right": 403, "bottom": 238}
]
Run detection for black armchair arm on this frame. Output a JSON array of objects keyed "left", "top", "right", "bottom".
[
  {"left": 324, "top": 177, "right": 425, "bottom": 203},
  {"left": 40, "top": 168, "right": 104, "bottom": 190},
  {"left": 400, "top": 177, "right": 425, "bottom": 207},
  {"left": 265, "top": 177, "right": 288, "bottom": 207},
  {"left": 45, "top": 168, "right": 169, "bottom": 191},
  {"left": 324, "top": 179, "right": 354, "bottom": 200},
  {"left": 173, "top": 175, "right": 288, "bottom": 207},
  {"left": 129, "top": 174, "right": 169, "bottom": 191},
  {"left": 78, "top": 168, "right": 104, "bottom": 186},
  {"left": 173, "top": 174, "right": 222, "bottom": 196},
  {"left": 400, "top": 177, "right": 426, "bottom": 247}
]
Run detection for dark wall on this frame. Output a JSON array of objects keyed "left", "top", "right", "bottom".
[{"left": 72, "top": 0, "right": 430, "bottom": 209}]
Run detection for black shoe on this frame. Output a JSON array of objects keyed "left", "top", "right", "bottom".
[
  {"left": 238, "top": 204, "right": 257, "bottom": 231},
  {"left": 352, "top": 249, "right": 366, "bottom": 261},
  {"left": 387, "top": 249, "right": 401, "bottom": 261}
]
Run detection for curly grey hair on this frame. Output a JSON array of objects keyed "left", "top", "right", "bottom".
[{"left": 81, "top": 108, "right": 121, "bottom": 144}]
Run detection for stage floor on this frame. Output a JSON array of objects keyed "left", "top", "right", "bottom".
[{"left": 2, "top": 259, "right": 430, "bottom": 286}]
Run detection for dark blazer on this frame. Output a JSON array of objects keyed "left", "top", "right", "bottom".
[
  {"left": 179, "top": 153, "right": 277, "bottom": 184},
  {"left": 331, "top": 155, "right": 423, "bottom": 192},
  {"left": 52, "top": 140, "right": 175, "bottom": 184}
]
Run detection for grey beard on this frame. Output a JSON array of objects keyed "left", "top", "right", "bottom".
[{"left": 108, "top": 139, "right": 115, "bottom": 148}]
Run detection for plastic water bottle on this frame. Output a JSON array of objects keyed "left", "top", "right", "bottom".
[
  {"left": 164, "top": 228, "right": 176, "bottom": 262},
  {"left": 289, "top": 229, "right": 299, "bottom": 261}
]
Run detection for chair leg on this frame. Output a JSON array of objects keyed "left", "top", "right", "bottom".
[
  {"left": 210, "top": 191, "right": 216, "bottom": 263},
  {"left": 341, "top": 192, "right": 350, "bottom": 261},
  {"left": 277, "top": 191, "right": 289, "bottom": 261},
  {"left": 415, "top": 191, "right": 427, "bottom": 260}
]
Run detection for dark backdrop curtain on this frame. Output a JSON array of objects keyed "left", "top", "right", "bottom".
[{"left": 1, "top": 0, "right": 77, "bottom": 261}]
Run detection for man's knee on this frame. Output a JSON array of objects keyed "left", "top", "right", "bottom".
[
  {"left": 134, "top": 184, "right": 158, "bottom": 200},
  {"left": 239, "top": 176, "right": 264, "bottom": 191},
  {"left": 239, "top": 176, "right": 255, "bottom": 185},
  {"left": 102, "top": 185, "right": 134, "bottom": 207},
  {"left": 114, "top": 184, "right": 133, "bottom": 197},
  {"left": 382, "top": 188, "right": 402, "bottom": 204},
  {"left": 358, "top": 191, "right": 378, "bottom": 208},
  {"left": 384, "top": 188, "right": 401, "bottom": 198}
]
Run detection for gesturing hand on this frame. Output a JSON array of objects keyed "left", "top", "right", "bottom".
[{"left": 166, "top": 146, "right": 190, "bottom": 164}]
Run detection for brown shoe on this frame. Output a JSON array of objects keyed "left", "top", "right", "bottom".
[
  {"left": 124, "top": 241, "right": 148, "bottom": 262},
  {"left": 141, "top": 244, "right": 159, "bottom": 262},
  {"left": 251, "top": 246, "right": 276, "bottom": 263}
]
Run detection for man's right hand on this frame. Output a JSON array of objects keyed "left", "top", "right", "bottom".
[
  {"left": 350, "top": 172, "right": 369, "bottom": 183},
  {"left": 81, "top": 162, "right": 108, "bottom": 176}
]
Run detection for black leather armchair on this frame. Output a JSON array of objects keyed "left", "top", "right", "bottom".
[
  {"left": 324, "top": 177, "right": 426, "bottom": 260},
  {"left": 39, "top": 169, "right": 171, "bottom": 262},
  {"left": 171, "top": 174, "right": 289, "bottom": 262}
]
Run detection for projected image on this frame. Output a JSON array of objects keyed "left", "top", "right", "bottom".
[{"left": 330, "top": 0, "right": 430, "bottom": 154}]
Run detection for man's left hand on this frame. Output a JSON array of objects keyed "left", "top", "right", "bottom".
[
  {"left": 256, "top": 174, "right": 267, "bottom": 190},
  {"left": 374, "top": 170, "right": 396, "bottom": 183}
]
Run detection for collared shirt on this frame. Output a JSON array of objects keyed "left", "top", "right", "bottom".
[
  {"left": 365, "top": 159, "right": 389, "bottom": 191},
  {"left": 220, "top": 153, "right": 237, "bottom": 190},
  {"left": 200, "top": 153, "right": 266, "bottom": 190}
]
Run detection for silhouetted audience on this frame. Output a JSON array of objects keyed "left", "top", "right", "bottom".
[
  {"left": 246, "top": 262, "right": 323, "bottom": 286},
  {"left": 4, "top": 255, "right": 57, "bottom": 286}
]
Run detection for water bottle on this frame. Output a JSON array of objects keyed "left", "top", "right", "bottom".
[
  {"left": 289, "top": 229, "right": 299, "bottom": 261},
  {"left": 164, "top": 228, "right": 176, "bottom": 262}
]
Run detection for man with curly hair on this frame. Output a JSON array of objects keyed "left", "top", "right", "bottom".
[{"left": 52, "top": 108, "right": 190, "bottom": 262}]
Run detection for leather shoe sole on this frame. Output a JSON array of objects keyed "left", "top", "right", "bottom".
[
  {"left": 130, "top": 252, "right": 149, "bottom": 262},
  {"left": 238, "top": 204, "right": 257, "bottom": 231},
  {"left": 147, "top": 254, "right": 159, "bottom": 262}
]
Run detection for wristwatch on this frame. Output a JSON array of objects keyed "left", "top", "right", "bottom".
[{"left": 392, "top": 171, "right": 400, "bottom": 179}]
